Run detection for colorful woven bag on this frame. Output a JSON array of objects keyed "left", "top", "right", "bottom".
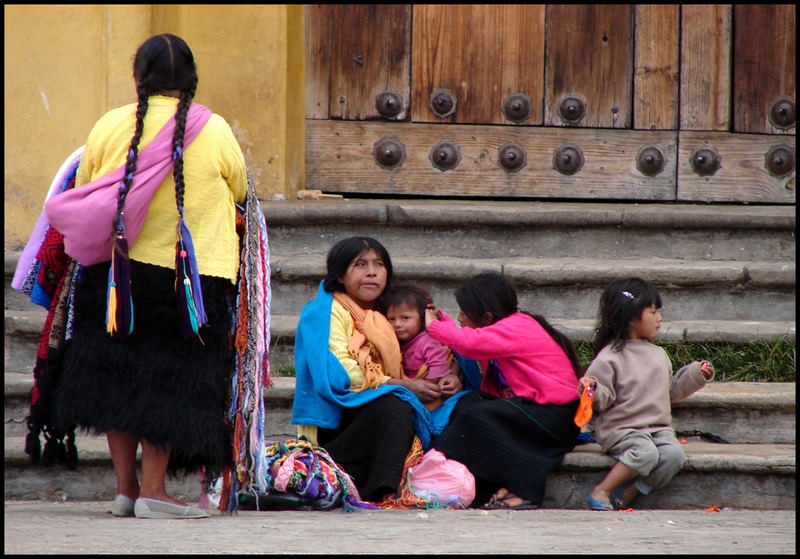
[{"left": 237, "top": 438, "right": 377, "bottom": 512}]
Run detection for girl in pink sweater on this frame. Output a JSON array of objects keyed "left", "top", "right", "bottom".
[{"left": 425, "top": 272, "right": 582, "bottom": 509}]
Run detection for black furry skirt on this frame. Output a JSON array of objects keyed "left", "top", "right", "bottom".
[
  {"left": 54, "top": 260, "right": 235, "bottom": 480},
  {"left": 317, "top": 394, "right": 416, "bottom": 502},
  {"left": 432, "top": 391, "right": 579, "bottom": 507}
]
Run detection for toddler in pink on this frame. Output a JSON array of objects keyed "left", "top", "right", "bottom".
[{"left": 380, "top": 283, "right": 454, "bottom": 409}]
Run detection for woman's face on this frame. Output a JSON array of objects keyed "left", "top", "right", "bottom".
[{"left": 338, "top": 249, "right": 388, "bottom": 309}]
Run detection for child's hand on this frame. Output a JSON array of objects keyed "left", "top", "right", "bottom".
[
  {"left": 578, "top": 378, "right": 596, "bottom": 395},
  {"left": 700, "top": 361, "right": 714, "bottom": 379},
  {"left": 438, "top": 373, "right": 462, "bottom": 397}
]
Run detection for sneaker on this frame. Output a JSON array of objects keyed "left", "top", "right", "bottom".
[
  {"left": 134, "top": 497, "right": 210, "bottom": 519},
  {"left": 112, "top": 494, "right": 135, "bottom": 517}
]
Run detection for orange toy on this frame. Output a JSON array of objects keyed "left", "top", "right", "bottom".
[{"left": 574, "top": 379, "right": 595, "bottom": 427}]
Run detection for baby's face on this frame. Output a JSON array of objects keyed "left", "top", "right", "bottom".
[{"left": 385, "top": 302, "right": 423, "bottom": 342}]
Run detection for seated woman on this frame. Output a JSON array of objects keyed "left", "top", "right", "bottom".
[
  {"left": 426, "top": 272, "right": 582, "bottom": 509},
  {"left": 291, "top": 237, "right": 466, "bottom": 502}
]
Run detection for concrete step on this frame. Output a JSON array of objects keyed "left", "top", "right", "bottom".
[
  {"left": 4, "top": 435, "right": 795, "bottom": 509},
  {"left": 7, "top": 373, "right": 795, "bottom": 444},
  {"left": 267, "top": 255, "right": 795, "bottom": 321},
  {"left": 6, "top": 309, "right": 796, "bottom": 382},
  {"left": 14, "top": 256, "right": 791, "bottom": 323},
  {"left": 5, "top": 375, "right": 795, "bottom": 508},
  {"left": 7, "top": 200, "right": 796, "bottom": 320},
  {"left": 262, "top": 199, "right": 796, "bottom": 262}
]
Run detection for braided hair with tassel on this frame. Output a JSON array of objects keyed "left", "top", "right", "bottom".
[
  {"left": 105, "top": 78, "right": 148, "bottom": 337},
  {"left": 107, "top": 33, "right": 208, "bottom": 340},
  {"left": 172, "top": 80, "right": 209, "bottom": 339}
]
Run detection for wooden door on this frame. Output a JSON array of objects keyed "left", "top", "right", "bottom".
[{"left": 306, "top": 4, "right": 795, "bottom": 203}]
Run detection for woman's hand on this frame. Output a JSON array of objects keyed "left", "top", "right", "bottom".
[
  {"left": 700, "top": 361, "right": 715, "bottom": 379},
  {"left": 438, "top": 373, "right": 463, "bottom": 397},
  {"left": 389, "top": 378, "right": 442, "bottom": 403}
]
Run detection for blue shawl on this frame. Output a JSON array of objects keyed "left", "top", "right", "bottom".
[{"left": 292, "top": 281, "right": 471, "bottom": 449}]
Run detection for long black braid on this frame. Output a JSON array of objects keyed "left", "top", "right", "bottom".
[
  {"left": 172, "top": 82, "right": 197, "bottom": 218},
  {"left": 113, "top": 80, "right": 150, "bottom": 238},
  {"left": 118, "top": 33, "right": 198, "bottom": 230}
]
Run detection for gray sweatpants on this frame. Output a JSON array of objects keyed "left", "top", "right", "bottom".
[{"left": 606, "top": 428, "right": 686, "bottom": 495}]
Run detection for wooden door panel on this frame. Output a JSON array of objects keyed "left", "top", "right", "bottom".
[
  {"left": 305, "top": 5, "right": 792, "bottom": 203},
  {"left": 679, "top": 5, "right": 732, "bottom": 131},
  {"left": 328, "top": 4, "right": 411, "bottom": 120},
  {"left": 307, "top": 120, "right": 676, "bottom": 200},
  {"left": 633, "top": 5, "right": 679, "bottom": 130},
  {"left": 544, "top": 4, "right": 633, "bottom": 128},
  {"left": 306, "top": 4, "right": 332, "bottom": 119},
  {"left": 411, "top": 5, "right": 545, "bottom": 125},
  {"left": 733, "top": 5, "right": 796, "bottom": 134},
  {"left": 677, "top": 132, "right": 795, "bottom": 203}
]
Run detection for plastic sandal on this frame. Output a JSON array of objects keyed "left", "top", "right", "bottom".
[
  {"left": 611, "top": 485, "right": 628, "bottom": 510},
  {"left": 586, "top": 495, "right": 615, "bottom": 511}
]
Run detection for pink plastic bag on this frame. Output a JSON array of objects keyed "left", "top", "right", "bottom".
[{"left": 408, "top": 449, "right": 475, "bottom": 508}]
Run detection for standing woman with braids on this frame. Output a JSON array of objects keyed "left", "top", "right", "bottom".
[{"left": 49, "top": 34, "right": 247, "bottom": 518}]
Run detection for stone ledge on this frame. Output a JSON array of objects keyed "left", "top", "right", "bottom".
[
  {"left": 272, "top": 256, "right": 796, "bottom": 288},
  {"left": 6, "top": 310, "right": 794, "bottom": 346},
  {"left": 5, "top": 435, "right": 795, "bottom": 477},
  {"left": 563, "top": 442, "right": 796, "bottom": 474},
  {"left": 257, "top": 199, "right": 796, "bottom": 230},
  {"left": 5, "top": 373, "right": 795, "bottom": 411}
]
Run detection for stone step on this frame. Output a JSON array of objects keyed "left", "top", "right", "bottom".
[
  {"left": 262, "top": 199, "right": 796, "bottom": 262},
  {"left": 14, "top": 261, "right": 792, "bottom": 323},
  {"left": 4, "top": 435, "right": 795, "bottom": 509},
  {"left": 5, "top": 375, "right": 795, "bottom": 508},
  {"left": 268, "top": 255, "right": 795, "bottom": 321},
  {"left": 6, "top": 374, "right": 795, "bottom": 445},
  {"left": 6, "top": 308, "right": 795, "bottom": 381}
]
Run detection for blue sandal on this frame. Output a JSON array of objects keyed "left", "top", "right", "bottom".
[
  {"left": 586, "top": 495, "right": 615, "bottom": 511},
  {"left": 612, "top": 482, "right": 633, "bottom": 510}
]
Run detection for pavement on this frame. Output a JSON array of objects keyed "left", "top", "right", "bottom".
[{"left": 4, "top": 500, "right": 796, "bottom": 555}]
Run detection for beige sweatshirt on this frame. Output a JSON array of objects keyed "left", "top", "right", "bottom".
[{"left": 581, "top": 339, "right": 713, "bottom": 451}]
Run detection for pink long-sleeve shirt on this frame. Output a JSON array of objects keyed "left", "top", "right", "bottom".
[
  {"left": 427, "top": 311, "right": 579, "bottom": 405},
  {"left": 401, "top": 330, "right": 451, "bottom": 380}
]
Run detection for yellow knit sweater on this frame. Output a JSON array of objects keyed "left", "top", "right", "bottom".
[{"left": 76, "top": 96, "right": 247, "bottom": 282}]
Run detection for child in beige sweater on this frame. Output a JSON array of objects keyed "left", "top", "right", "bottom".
[{"left": 580, "top": 278, "right": 714, "bottom": 511}]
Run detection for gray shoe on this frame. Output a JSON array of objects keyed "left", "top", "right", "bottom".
[
  {"left": 134, "top": 498, "right": 210, "bottom": 519},
  {"left": 112, "top": 494, "right": 135, "bottom": 517}
]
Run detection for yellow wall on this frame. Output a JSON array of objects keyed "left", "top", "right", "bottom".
[{"left": 4, "top": 4, "right": 304, "bottom": 249}]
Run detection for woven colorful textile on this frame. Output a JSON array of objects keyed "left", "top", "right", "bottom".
[
  {"left": 218, "top": 172, "right": 273, "bottom": 514},
  {"left": 20, "top": 158, "right": 82, "bottom": 469},
  {"left": 238, "top": 437, "right": 377, "bottom": 512}
]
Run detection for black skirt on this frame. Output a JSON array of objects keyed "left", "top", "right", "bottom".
[
  {"left": 54, "top": 260, "right": 235, "bottom": 480},
  {"left": 317, "top": 394, "right": 416, "bottom": 502},
  {"left": 432, "top": 391, "right": 579, "bottom": 507}
]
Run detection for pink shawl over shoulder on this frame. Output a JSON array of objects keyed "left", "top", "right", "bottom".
[{"left": 45, "top": 103, "right": 212, "bottom": 266}]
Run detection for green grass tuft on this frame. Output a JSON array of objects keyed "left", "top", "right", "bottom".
[
  {"left": 270, "top": 337, "right": 795, "bottom": 382},
  {"left": 573, "top": 337, "right": 796, "bottom": 382}
]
